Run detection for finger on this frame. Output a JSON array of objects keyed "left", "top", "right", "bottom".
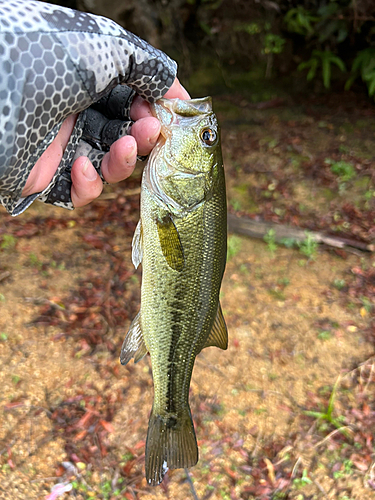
[
  {"left": 71, "top": 157, "right": 103, "bottom": 208},
  {"left": 100, "top": 135, "right": 137, "bottom": 184},
  {"left": 130, "top": 95, "right": 152, "bottom": 121},
  {"left": 130, "top": 78, "right": 190, "bottom": 122},
  {"left": 131, "top": 117, "right": 161, "bottom": 156},
  {"left": 164, "top": 78, "right": 190, "bottom": 100}
]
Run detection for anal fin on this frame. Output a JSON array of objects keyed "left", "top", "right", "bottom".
[
  {"left": 120, "top": 311, "right": 148, "bottom": 365},
  {"left": 201, "top": 302, "right": 228, "bottom": 351}
]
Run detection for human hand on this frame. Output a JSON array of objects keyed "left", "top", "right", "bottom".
[
  {"left": 0, "top": 0, "right": 184, "bottom": 215},
  {"left": 22, "top": 78, "right": 190, "bottom": 208}
]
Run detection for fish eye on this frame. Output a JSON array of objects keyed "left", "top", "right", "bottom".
[{"left": 200, "top": 127, "right": 217, "bottom": 146}]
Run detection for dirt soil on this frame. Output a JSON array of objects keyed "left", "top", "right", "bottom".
[{"left": 0, "top": 89, "right": 375, "bottom": 500}]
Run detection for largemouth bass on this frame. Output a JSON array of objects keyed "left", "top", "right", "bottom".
[{"left": 120, "top": 97, "right": 227, "bottom": 486}]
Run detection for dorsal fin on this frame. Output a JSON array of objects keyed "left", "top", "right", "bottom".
[{"left": 201, "top": 303, "right": 228, "bottom": 351}]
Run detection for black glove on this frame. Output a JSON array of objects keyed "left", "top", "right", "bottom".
[{"left": 0, "top": 0, "right": 177, "bottom": 215}]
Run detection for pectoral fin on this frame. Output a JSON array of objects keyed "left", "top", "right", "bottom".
[
  {"left": 132, "top": 220, "right": 143, "bottom": 269},
  {"left": 120, "top": 311, "right": 148, "bottom": 365},
  {"left": 156, "top": 215, "right": 184, "bottom": 272},
  {"left": 201, "top": 303, "right": 228, "bottom": 351}
]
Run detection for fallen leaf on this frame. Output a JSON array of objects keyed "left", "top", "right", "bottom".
[{"left": 100, "top": 420, "right": 114, "bottom": 433}]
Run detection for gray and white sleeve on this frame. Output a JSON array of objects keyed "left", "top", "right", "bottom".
[{"left": 0, "top": 0, "right": 177, "bottom": 215}]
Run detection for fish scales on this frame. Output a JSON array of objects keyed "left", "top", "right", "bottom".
[{"left": 120, "top": 97, "right": 228, "bottom": 486}]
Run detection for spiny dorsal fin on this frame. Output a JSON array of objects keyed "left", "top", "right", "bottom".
[
  {"left": 132, "top": 220, "right": 143, "bottom": 269},
  {"left": 120, "top": 311, "right": 148, "bottom": 366},
  {"left": 156, "top": 215, "right": 184, "bottom": 272},
  {"left": 202, "top": 303, "right": 228, "bottom": 351}
]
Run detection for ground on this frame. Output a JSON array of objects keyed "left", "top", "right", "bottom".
[{"left": 0, "top": 84, "right": 375, "bottom": 500}]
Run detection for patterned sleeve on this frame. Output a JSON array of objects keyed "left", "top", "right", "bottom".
[{"left": 0, "top": 0, "right": 177, "bottom": 215}]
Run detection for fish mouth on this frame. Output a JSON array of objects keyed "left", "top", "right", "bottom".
[
  {"left": 151, "top": 97, "right": 214, "bottom": 137},
  {"left": 156, "top": 96, "right": 213, "bottom": 114}
]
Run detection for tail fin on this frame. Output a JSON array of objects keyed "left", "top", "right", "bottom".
[{"left": 145, "top": 409, "right": 198, "bottom": 486}]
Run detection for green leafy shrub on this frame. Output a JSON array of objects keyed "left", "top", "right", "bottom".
[
  {"left": 325, "top": 159, "right": 356, "bottom": 182},
  {"left": 284, "top": 6, "right": 318, "bottom": 36},
  {"left": 346, "top": 48, "right": 375, "bottom": 96},
  {"left": 298, "top": 50, "right": 346, "bottom": 89}
]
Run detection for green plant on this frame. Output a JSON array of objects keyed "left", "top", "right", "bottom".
[
  {"left": 230, "top": 199, "right": 242, "bottom": 211},
  {"left": 278, "top": 277, "right": 290, "bottom": 286},
  {"left": 280, "top": 237, "right": 296, "bottom": 249},
  {"left": 346, "top": 48, "right": 375, "bottom": 96},
  {"left": 318, "top": 330, "right": 332, "bottom": 341},
  {"left": 360, "top": 296, "right": 373, "bottom": 313},
  {"left": 325, "top": 159, "right": 356, "bottom": 182},
  {"left": 298, "top": 232, "right": 318, "bottom": 259},
  {"left": 315, "top": 2, "right": 349, "bottom": 44},
  {"left": 262, "top": 33, "right": 285, "bottom": 55},
  {"left": 293, "top": 468, "right": 312, "bottom": 488},
  {"left": 0, "top": 234, "right": 16, "bottom": 250},
  {"left": 303, "top": 378, "right": 351, "bottom": 438},
  {"left": 29, "top": 253, "right": 43, "bottom": 269},
  {"left": 284, "top": 6, "right": 318, "bottom": 36},
  {"left": 234, "top": 21, "right": 261, "bottom": 36},
  {"left": 333, "top": 279, "right": 346, "bottom": 291},
  {"left": 239, "top": 263, "right": 249, "bottom": 275},
  {"left": 298, "top": 50, "right": 346, "bottom": 88},
  {"left": 227, "top": 235, "right": 242, "bottom": 260},
  {"left": 235, "top": 21, "right": 285, "bottom": 78},
  {"left": 263, "top": 33, "right": 285, "bottom": 78},
  {"left": 264, "top": 229, "right": 278, "bottom": 257},
  {"left": 333, "top": 459, "right": 354, "bottom": 479}
]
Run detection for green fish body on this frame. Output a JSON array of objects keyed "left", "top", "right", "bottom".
[{"left": 120, "top": 97, "right": 227, "bottom": 486}]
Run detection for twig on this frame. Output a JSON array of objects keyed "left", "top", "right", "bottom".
[
  {"left": 129, "top": 488, "right": 151, "bottom": 494},
  {"left": 24, "top": 296, "right": 66, "bottom": 312},
  {"left": 291, "top": 456, "right": 302, "bottom": 478},
  {"left": 0, "top": 271, "right": 10, "bottom": 282},
  {"left": 251, "top": 431, "right": 262, "bottom": 458},
  {"left": 313, "top": 426, "right": 354, "bottom": 448},
  {"left": 30, "top": 477, "right": 60, "bottom": 483},
  {"left": 185, "top": 468, "right": 200, "bottom": 500},
  {"left": 0, "top": 439, "right": 16, "bottom": 456},
  {"left": 364, "top": 362, "right": 375, "bottom": 394},
  {"left": 30, "top": 405, "right": 53, "bottom": 418},
  {"left": 196, "top": 355, "right": 226, "bottom": 377},
  {"left": 309, "top": 472, "right": 329, "bottom": 499},
  {"left": 228, "top": 213, "right": 374, "bottom": 252},
  {"left": 365, "top": 461, "right": 375, "bottom": 488},
  {"left": 111, "top": 469, "right": 120, "bottom": 491}
]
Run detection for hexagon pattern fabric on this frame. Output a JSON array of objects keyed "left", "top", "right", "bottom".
[{"left": 0, "top": 0, "right": 177, "bottom": 215}]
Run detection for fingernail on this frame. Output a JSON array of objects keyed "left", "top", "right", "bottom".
[
  {"left": 123, "top": 141, "right": 137, "bottom": 165},
  {"left": 82, "top": 158, "right": 97, "bottom": 181},
  {"left": 127, "top": 140, "right": 137, "bottom": 156},
  {"left": 148, "top": 124, "right": 160, "bottom": 146}
]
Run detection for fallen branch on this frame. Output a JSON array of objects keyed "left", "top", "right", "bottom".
[
  {"left": 227, "top": 213, "right": 374, "bottom": 252},
  {"left": 0, "top": 271, "right": 11, "bottom": 282}
]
